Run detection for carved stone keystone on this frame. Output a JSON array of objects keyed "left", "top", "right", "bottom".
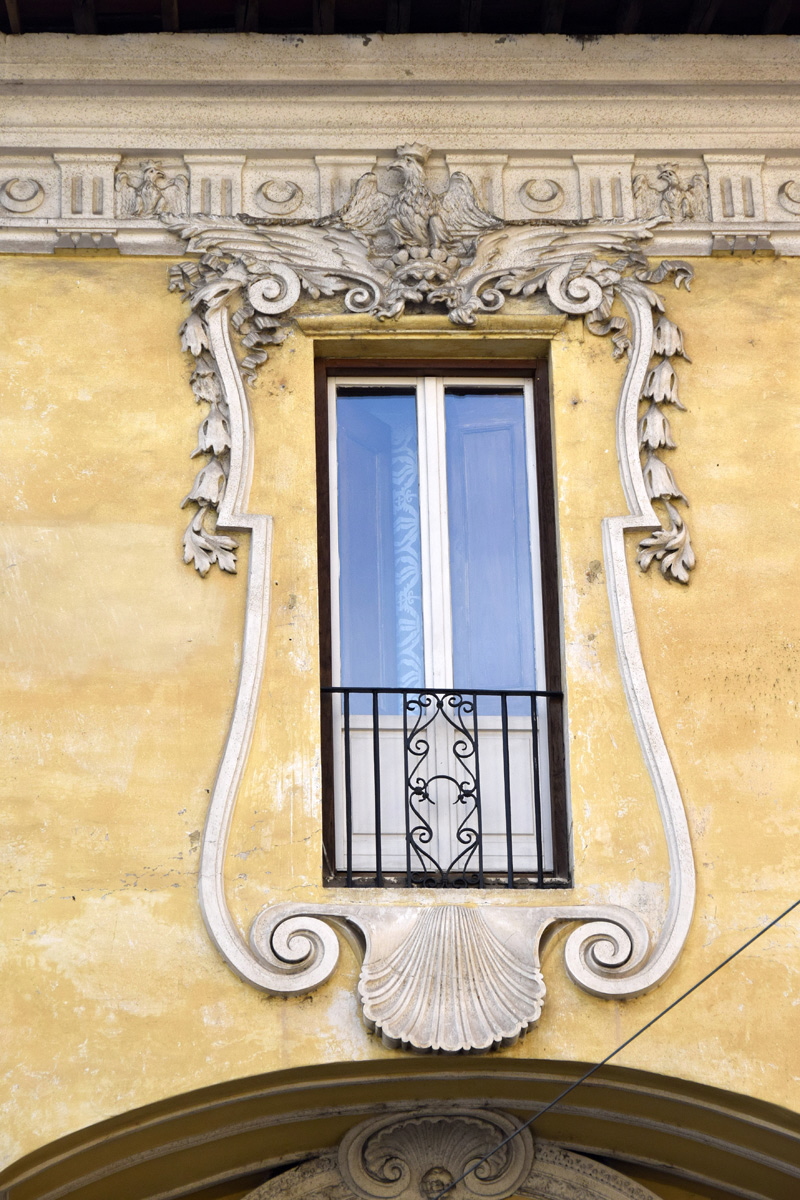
[{"left": 241, "top": 1111, "right": 661, "bottom": 1200}]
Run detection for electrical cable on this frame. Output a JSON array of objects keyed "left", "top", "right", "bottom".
[{"left": 437, "top": 895, "right": 800, "bottom": 1197}]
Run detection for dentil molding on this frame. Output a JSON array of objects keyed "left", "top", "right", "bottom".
[{"left": 171, "top": 143, "right": 697, "bottom": 1053}]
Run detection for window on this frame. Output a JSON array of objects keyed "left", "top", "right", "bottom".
[{"left": 318, "top": 363, "right": 568, "bottom": 888}]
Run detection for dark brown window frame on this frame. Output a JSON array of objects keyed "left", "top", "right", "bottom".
[{"left": 315, "top": 358, "right": 570, "bottom": 888}]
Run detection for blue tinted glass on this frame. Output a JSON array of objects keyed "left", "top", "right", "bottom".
[
  {"left": 445, "top": 390, "right": 536, "bottom": 696},
  {"left": 337, "top": 389, "right": 423, "bottom": 712}
]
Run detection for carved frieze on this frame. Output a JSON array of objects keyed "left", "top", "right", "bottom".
[
  {"left": 633, "top": 163, "right": 709, "bottom": 222},
  {"left": 0, "top": 177, "right": 45, "bottom": 213},
  {"left": 777, "top": 179, "right": 800, "bottom": 214},
  {"left": 0, "top": 147, "right": 794, "bottom": 257},
  {"left": 115, "top": 159, "right": 189, "bottom": 218},
  {"left": 256, "top": 178, "right": 304, "bottom": 215},
  {"left": 517, "top": 177, "right": 565, "bottom": 214},
  {"left": 170, "top": 143, "right": 695, "bottom": 585}
]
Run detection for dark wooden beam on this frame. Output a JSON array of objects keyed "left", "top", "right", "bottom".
[
  {"left": 235, "top": 0, "right": 259, "bottom": 31},
  {"left": 763, "top": 0, "right": 793, "bottom": 32},
  {"left": 616, "top": 0, "right": 642, "bottom": 33},
  {"left": 161, "top": 0, "right": 179, "bottom": 32},
  {"left": 687, "top": 0, "right": 722, "bottom": 33},
  {"left": 312, "top": 0, "right": 335, "bottom": 34},
  {"left": 385, "top": 0, "right": 411, "bottom": 32},
  {"left": 4, "top": 0, "right": 21, "bottom": 34},
  {"left": 459, "top": 0, "right": 481, "bottom": 32},
  {"left": 541, "top": 0, "right": 566, "bottom": 33},
  {"left": 72, "top": 0, "right": 98, "bottom": 34}
]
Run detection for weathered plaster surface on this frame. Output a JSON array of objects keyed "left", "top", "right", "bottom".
[{"left": 1, "top": 255, "right": 799, "bottom": 1167}]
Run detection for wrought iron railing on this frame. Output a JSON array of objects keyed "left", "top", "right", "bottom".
[{"left": 322, "top": 687, "right": 565, "bottom": 889}]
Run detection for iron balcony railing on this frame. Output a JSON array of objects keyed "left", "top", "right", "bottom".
[{"left": 322, "top": 687, "right": 565, "bottom": 889}]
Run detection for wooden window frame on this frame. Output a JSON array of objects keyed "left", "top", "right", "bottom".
[{"left": 315, "top": 358, "right": 571, "bottom": 888}]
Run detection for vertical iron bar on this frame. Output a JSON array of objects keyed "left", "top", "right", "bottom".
[
  {"left": 372, "top": 689, "right": 383, "bottom": 886},
  {"left": 530, "top": 692, "right": 544, "bottom": 888},
  {"left": 403, "top": 690, "right": 411, "bottom": 886},
  {"left": 343, "top": 689, "right": 353, "bottom": 887},
  {"left": 500, "top": 691, "right": 514, "bottom": 887},
  {"left": 472, "top": 692, "right": 484, "bottom": 887}
]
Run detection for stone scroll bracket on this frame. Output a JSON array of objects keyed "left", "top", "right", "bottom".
[{"left": 167, "top": 143, "right": 697, "bottom": 1052}]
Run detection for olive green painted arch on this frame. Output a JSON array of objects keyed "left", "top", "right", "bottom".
[{"left": 1, "top": 1059, "right": 798, "bottom": 1200}]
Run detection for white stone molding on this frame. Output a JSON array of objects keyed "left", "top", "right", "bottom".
[
  {"left": 115, "top": 158, "right": 188, "bottom": 218},
  {"left": 445, "top": 153, "right": 508, "bottom": 218},
  {"left": 53, "top": 152, "right": 120, "bottom": 222},
  {"left": 315, "top": 154, "right": 379, "bottom": 215},
  {"left": 4, "top": 145, "right": 799, "bottom": 256},
  {"left": 167, "top": 144, "right": 698, "bottom": 1052},
  {"left": 184, "top": 154, "right": 246, "bottom": 218},
  {"left": 573, "top": 155, "right": 636, "bottom": 221},
  {"left": 241, "top": 1113, "right": 660, "bottom": 1200},
  {"left": 6, "top": 34, "right": 800, "bottom": 154},
  {"left": 704, "top": 155, "right": 766, "bottom": 223}
]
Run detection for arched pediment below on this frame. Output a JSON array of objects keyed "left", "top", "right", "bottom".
[
  {"left": 0, "top": 1060, "right": 797, "bottom": 1200},
  {"left": 241, "top": 1139, "right": 662, "bottom": 1200}
]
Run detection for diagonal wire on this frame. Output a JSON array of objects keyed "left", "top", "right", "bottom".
[{"left": 437, "top": 896, "right": 800, "bottom": 1198}]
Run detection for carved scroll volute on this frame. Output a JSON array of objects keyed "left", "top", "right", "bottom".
[
  {"left": 170, "top": 142, "right": 699, "bottom": 1043},
  {"left": 339, "top": 1111, "right": 534, "bottom": 1200}
]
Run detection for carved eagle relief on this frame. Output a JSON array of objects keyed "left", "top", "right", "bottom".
[
  {"left": 168, "top": 142, "right": 695, "bottom": 586},
  {"left": 317, "top": 143, "right": 502, "bottom": 253}
]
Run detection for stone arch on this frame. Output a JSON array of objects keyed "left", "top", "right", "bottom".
[{"left": 0, "top": 1060, "right": 797, "bottom": 1200}]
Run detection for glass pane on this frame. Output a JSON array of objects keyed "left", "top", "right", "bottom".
[
  {"left": 336, "top": 388, "right": 424, "bottom": 713},
  {"left": 445, "top": 389, "right": 536, "bottom": 703}
]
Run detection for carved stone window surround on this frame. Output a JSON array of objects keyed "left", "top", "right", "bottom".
[{"left": 162, "top": 143, "right": 700, "bottom": 1054}]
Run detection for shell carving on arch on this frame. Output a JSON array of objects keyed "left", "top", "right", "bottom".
[
  {"left": 340, "top": 1111, "right": 533, "bottom": 1200},
  {"left": 241, "top": 1113, "right": 663, "bottom": 1200}
]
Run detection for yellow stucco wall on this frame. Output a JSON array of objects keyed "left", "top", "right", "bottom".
[{"left": 1, "top": 253, "right": 798, "bottom": 1173}]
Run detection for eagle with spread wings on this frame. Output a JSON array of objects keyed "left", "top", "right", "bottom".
[
  {"left": 168, "top": 143, "right": 659, "bottom": 328},
  {"left": 316, "top": 142, "right": 502, "bottom": 253}
]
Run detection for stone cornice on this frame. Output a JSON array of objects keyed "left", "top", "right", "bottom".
[{"left": 2, "top": 35, "right": 800, "bottom": 152}]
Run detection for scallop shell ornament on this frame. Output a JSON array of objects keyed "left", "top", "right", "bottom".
[{"left": 357, "top": 905, "right": 545, "bottom": 1053}]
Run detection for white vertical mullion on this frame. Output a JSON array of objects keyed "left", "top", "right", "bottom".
[
  {"left": 523, "top": 377, "right": 553, "bottom": 867},
  {"left": 417, "top": 375, "right": 453, "bottom": 689},
  {"left": 328, "top": 378, "right": 343, "bottom": 688},
  {"left": 417, "top": 377, "right": 455, "bottom": 868},
  {"left": 328, "top": 378, "right": 345, "bottom": 867},
  {"left": 523, "top": 378, "right": 547, "bottom": 690}
]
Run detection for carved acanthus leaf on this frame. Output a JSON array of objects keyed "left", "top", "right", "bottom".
[{"left": 170, "top": 142, "right": 696, "bottom": 585}]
